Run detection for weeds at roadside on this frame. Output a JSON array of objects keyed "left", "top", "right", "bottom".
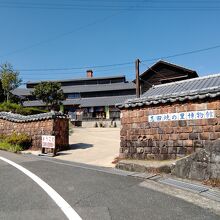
[{"left": 0, "top": 132, "right": 31, "bottom": 153}]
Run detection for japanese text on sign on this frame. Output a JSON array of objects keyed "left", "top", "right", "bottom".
[
  {"left": 148, "top": 110, "right": 215, "bottom": 123},
  {"left": 42, "top": 135, "right": 55, "bottom": 149}
]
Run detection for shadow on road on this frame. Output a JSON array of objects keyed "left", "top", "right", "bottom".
[{"left": 69, "top": 143, "right": 93, "bottom": 150}]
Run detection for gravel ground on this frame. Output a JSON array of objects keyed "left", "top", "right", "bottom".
[{"left": 56, "top": 127, "right": 120, "bottom": 167}]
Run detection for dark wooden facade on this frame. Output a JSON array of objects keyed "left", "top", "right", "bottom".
[{"left": 138, "top": 60, "right": 198, "bottom": 93}]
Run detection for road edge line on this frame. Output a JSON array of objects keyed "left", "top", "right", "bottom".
[{"left": 0, "top": 156, "right": 82, "bottom": 220}]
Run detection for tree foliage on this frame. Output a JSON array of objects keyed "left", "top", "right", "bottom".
[
  {"left": 0, "top": 63, "right": 22, "bottom": 102},
  {"left": 0, "top": 80, "right": 5, "bottom": 102},
  {"left": 32, "top": 82, "right": 64, "bottom": 110}
]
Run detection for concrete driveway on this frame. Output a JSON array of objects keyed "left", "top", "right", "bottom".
[{"left": 57, "top": 127, "right": 120, "bottom": 167}]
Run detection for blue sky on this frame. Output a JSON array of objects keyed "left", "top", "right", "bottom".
[{"left": 0, "top": 0, "right": 220, "bottom": 84}]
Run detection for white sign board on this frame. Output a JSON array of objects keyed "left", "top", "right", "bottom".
[
  {"left": 42, "top": 135, "right": 55, "bottom": 149},
  {"left": 148, "top": 110, "right": 215, "bottom": 123}
]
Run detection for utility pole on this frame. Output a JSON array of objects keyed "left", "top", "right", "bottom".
[{"left": 135, "top": 59, "right": 140, "bottom": 98}]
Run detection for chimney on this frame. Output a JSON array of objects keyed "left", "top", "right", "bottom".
[{"left": 86, "top": 70, "right": 93, "bottom": 78}]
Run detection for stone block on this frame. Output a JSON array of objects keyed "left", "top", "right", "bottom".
[
  {"left": 193, "top": 140, "right": 203, "bottom": 148},
  {"left": 186, "top": 147, "right": 194, "bottom": 155},
  {"left": 203, "top": 126, "right": 214, "bottom": 132},
  {"left": 187, "top": 103, "right": 197, "bottom": 111},
  {"left": 138, "top": 110, "right": 144, "bottom": 117},
  {"left": 161, "top": 134, "right": 169, "bottom": 141},
  {"left": 174, "top": 140, "right": 183, "bottom": 147},
  {"left": 214, "top": 125, "right": 220, "bottom": 132},
  {"left": 136, "top": 147, "right": 144, "bottom": 154},
  {"left": 189, "top": 162, "right": 209, "bottom": 180},
  {"left": 164, "top": 127, "right": 174, "bottom": 134},
  {"left": 152, "top": 134, "right": 160, "bottom": 140},
  {"left": 177, "top": 147, "right": 187, "bottom": 155},
  {"left": 152, "top": 147, "right": 160, "bottom": 154},
  {"left": 160, "top": 147, "right": 168, "bottom": 154},
  {"left": 193, "top": 126, "right": 203, "bottom": 133},
  {"left": 158, "top": 127, "right": 164, "bottom": 134},
  {"left": 207, "top": 118, "right": 218, "bottom": 125},
  {"left": 170, "top": 134, "right": 179, "bottom": 140},
  {"left": 144, "top": 147, "right": 152, "bottom": 153},
  {"left": 159, "top": 141, "right": 166, "bottom": 148},
  {"left": 207, "top": 102, "right": 218, "bottom": 110},
  {"left": 199, "top": 132, "right": 210, "bottom": 140},
  {"left": 195, "top": 103, "right": 207, "bottom": 111},
  {"left": 179, "top": 133, "right": 189, "bottom": 140},
  {"left": 189, "top": 133, "right": 199, "bottom": 140},
  {"left": 210, "top": 132, "right": 220, "bottom": 140},
  {"left": 168, "top": 147, "right": 176, "bottom": 154},
  {"left": 183, "top": 140, "right": 193, "bottom": 147},
  {"left": 178, "top": 120, "right": 187, "bottom": 127},
  {"left": 167, "top": 140, "right": 174, "bottom": 147}
]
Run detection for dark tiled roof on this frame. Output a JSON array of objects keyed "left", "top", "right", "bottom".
[
  {"left": 12, "top": 88, "right": 32, "bottom": 96},
  {"left": 117, "top": 73, "right": 220, "bottom": 108},
  {"left": 139, "top": 60, "right": 198, "bottom": 79},
  {"left": 0, "top": 111, "right": 67, "bottom": 123},
  {"left": 26, "top": 75, "right": 126, "bottom": 85},
  {"left": 63, "top": 99, "right": 81, "bottom": 105},
  {"left": 23, "top": 100, "right": 45, "bottom": 107},
  {"left": 79, "top": 95, "right": 136, "bottom": 107},
  {"left": 23, "top": 95, "right": 136, "bottom": 108},
  {"left": 13, "top": 82, "right": 135, "bottom": 96},
  {"left": 62, "top": 82, "right": 135, "bottom": 93}
]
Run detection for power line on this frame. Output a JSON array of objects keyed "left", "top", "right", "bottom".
[
  {"left": 141, "top": 44, "right": 220, "bottom": 63},
  {"left": 0, "top": 12, "right": 121, "bottom": 59},
  {"left": 15, "top": 44, "right": 220, "bottom": 72},
  {"left": 0, "top": 1, "right": 220, "bottom": 11},
  {"left": 19, "top": 65, "right": 134, "bottom": 76},
  {"left": 1, "top": 6, "right": 220, "bottom": 11},
  {"left": 17, "top": 61, "right": 134, "bottom": 72}
]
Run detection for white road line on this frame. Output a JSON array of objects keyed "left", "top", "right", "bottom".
[{"left": 0, "top": 156, "right": 82, "bottom": 220}]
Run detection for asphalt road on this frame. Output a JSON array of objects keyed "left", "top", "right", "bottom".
[{"left": 0, "top": 150, "right": 219, "bottom": 220}]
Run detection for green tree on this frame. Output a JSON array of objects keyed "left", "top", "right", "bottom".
[
  {"left": 32, "top": 82, "right": 65, "bottom": 110},
  {"left": 0, "top": 80, "right": 5, "bottom": 102},
  {"left": 0, "top": 63, "right": 22, "bottom": 102}
]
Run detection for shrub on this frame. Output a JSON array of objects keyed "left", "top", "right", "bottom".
[
  {"left": 0, "top": 141, "right": 23, "bottom": 153},
  {"left": 0, "top": 134, "right": 6, "bottom": 141},
  {"left": 0, "top": 132, "right": 31, "bottom": 152},
  {"left": 0, "top": 102, "right": 47, "bottom": 115},
  {"left": 5, "top": 132, "right": 31, "bottom": 149},
  {"left": 18, "top": 107, "right": 47, "bottom": 115}
]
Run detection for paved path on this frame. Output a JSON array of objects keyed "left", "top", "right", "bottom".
[
  {"left": 0, "top": 151, "right": 219, "bottom": 220},
  {"left": 57, "top": 127, "right": 120, "bottom": 167}
]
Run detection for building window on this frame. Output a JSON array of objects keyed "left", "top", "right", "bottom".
[{"left": 67, "top": 93, "right": 80, "bottom": 99}]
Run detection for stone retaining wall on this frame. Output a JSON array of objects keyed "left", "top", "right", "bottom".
[
  {"left": 0, "top": 112, "right": 69, "bottom": 150},
  {"left": 120, "top": 99, "right": 220, "bottom": 160},
  {"left": 171, "top": 139, "right": 220, "bottom": 181}
]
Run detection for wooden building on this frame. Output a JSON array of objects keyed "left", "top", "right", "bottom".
[
  {"left": 13, "top": 61, "right": 198, "bottom": 127},
  {"left": 137, "top": 60, "right": 198, "bottom": 93}
]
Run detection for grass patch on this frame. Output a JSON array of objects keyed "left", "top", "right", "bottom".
[
  {"left": 0, "top": 141, "right": 23, "bottom": 153},
  {"left": 0, "top": 132, "right": 31, "bottom": 153}
]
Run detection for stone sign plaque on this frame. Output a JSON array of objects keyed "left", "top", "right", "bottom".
[{"left": 148, "top": 110, "right": 215, "bottom": 123}]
